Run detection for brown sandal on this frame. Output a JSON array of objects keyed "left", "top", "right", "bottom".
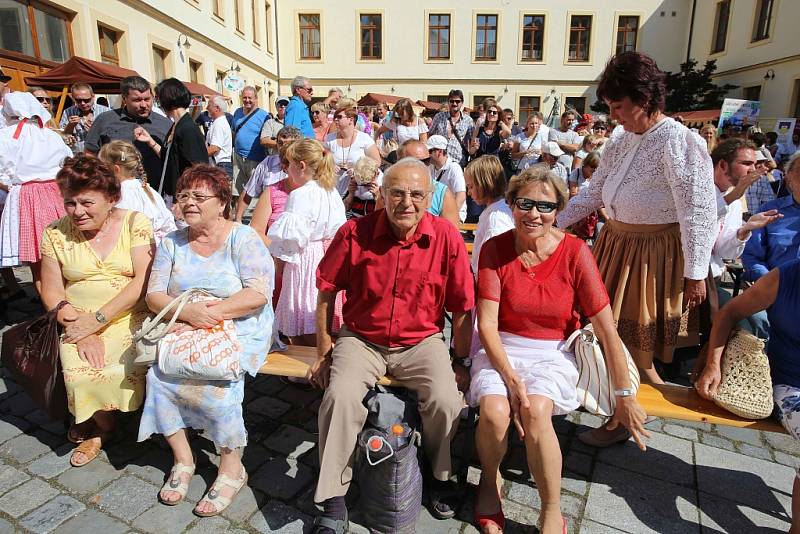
[{"left": 69, "top": 431, "right": 112, "bottom": 467}]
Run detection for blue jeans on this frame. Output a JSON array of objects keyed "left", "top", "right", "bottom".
[
  {"left": 717, "top": 285, "right": 770, "bottom": 340},
  {"left": 217, "top": 161, "right": 233, "bottom": 179}
]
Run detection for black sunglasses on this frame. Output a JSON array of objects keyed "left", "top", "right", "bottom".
[
  {"left": 449, "top": 99, "right": 462, "bottom": 104},
  {"left": 35, "top": 96, "right": 50, "bottom": 103},
  {"left": 514, "top": 198, "right": 558, "bottom": 213},
  {"left": 74, "top": 97, "right": 92, "bottom": 104}
]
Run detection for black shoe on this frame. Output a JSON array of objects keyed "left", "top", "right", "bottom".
[
  {"left": 311, "top": 509, "right": 349, "bottom": 534},
  {"left": 427, "top": 481, "right": 457, "bottom": 520}
]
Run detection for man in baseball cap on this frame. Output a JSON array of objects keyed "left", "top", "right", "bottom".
[
  {"left": 541, "top": 141, "right": 569, "bottom": 183},
  {"left": 427, "top": 134, "right": 467, "bottom": 221},
  {"left": 260, "top": 96, "right": 290, "bottom": 155}
]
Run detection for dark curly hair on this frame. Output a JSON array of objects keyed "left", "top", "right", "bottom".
[
  {"left": 56, "top": 154, "right": 121, "bottom": 203},
  {"left": 175, "top": 164, "right": 233, "bottom": 218},
  {"left": 596, "top": 52, "right": 666, "bottom": 117}
]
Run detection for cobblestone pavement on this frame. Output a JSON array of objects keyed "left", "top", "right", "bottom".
[{"left": 0, "top": 270, "right": 795, "bottom": 533}]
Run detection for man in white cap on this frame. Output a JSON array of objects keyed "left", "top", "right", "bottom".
[
  {"left": 541, "top": 141, "right": 569, "bottom": 184},
  {"left": 260, "top": 96, "right": 289, "bottom": 155},
  {"left": 428, "top": 134, "right": 467, "bottom": 222}
]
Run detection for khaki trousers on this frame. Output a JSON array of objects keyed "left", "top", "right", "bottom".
[
  {"left": 232, "top": 153, "right": 259, "bottom": 197},
  {"left": 314, "top": 328, "right": 463, "bottom": 503}
]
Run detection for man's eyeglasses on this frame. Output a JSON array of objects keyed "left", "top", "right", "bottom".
[
  {"left": 175, "top": 191, "right": 217, "bottom": 203},
  {"left": 300, "top": 86, "right": 313, "bottom": 94},
  {"left": 449, "top": 99, "right": 462, "bottom": 105},
  {"left": 386, "top": 187, "right": 430, "bottom": 203},
  {"left": 34, "top": 96, "right": 50, "bottom": 103},
  {"left": 74, "top": 98, "right": 92, "bottom": 104},
  {"left": 513, "top": 198, "right": 558, "bottom": 213}
]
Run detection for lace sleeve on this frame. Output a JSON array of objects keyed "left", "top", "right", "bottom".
[
  {"left": 556, "top": 153, "right": 607, "bottom": 228},
  {"left": 664, "top": 129, "right": 717, "bottom": 280}
]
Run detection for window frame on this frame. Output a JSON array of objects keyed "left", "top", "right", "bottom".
[
  {"left": 150, "top": 43, "right": 170, "bottom": 83},
  {"left": 265, "top": 1, "right": 273, "bottom": 54},
  {"left": 790, "top": 78, "right": 800, "bottom": 118},
  {"left": 251, "top": 0, "right": 260, "bottom": 45},
  {"left": 188, "top": 59, "right": 202, "bottom": 84},
  {"left": 471, "top": 94, "right": 495, "bottom": 110},
  {"left": 424, "top": 94, "right": 450, "bottom": 106},
  {"left": 749, "top": 0, "right": 776, "bottom": 45},
  {"left": 517, "top": 95, "right": 543, "bottom": 127},
  {"left": 472, "top": 11, "right": 501, "bottom": 64},
  {"left": 212, "top": 0, "right": 224, "bottom": 21},
  {"left": 564, "top": 96, "right": 587, "bottom": 115},
  {"left": 518, "top": 11, "right": 547, "bottom": 64},
  {"left": 296, "top": 11, "right": 323, "bottom": 62},
  {"left": 357, "top": 11, "right": 383, "bottom": 62},
  {"left": 97, "top": 23, "right": 121, "bottom": 66},
  {"left": 564, "top": 12, "right": 594, "bottom": 64},
  {"left": 0, "top": 1, "right": 75, "bottom": 67},
  {"left": 614, "top": 13, "right": 640, "bottom": 55},
  {"left": 710, "top": 0, "right": 732, "bottom": 56},
  {"left": 742, "top": 84, "right": 762, "bottom": 102},
  {"left": 425, "top": 11, "right": 454, "bottom": 63}
]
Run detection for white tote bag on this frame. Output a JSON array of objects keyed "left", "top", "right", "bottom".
[{"left": 565, "top": 324, "right": 640, "bottom": 417}]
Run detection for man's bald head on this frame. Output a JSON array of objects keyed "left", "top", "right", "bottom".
[{"left": 398, "top": 139, "right": 429, "bottom": 162}]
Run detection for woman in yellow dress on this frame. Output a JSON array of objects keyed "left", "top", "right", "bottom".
[{"left": 40, "top": 155, "right": 156, "bottom": 467}]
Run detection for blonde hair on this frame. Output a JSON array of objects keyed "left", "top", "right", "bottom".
[
  {"left": 506, "top": 163, "right": 569, "bottom": 211},
  {"left": 581, "top": 134, "right": 602, "bottom": 150},
  {"left": 465, "top": 155, "right": 505, "bottom": 203},
  {"left": 284, "top": 138, "right": 336, "bottom": 191},
  {"left": 335, "top": 98, "right": 356, "bottom": 112},
  {"left": 97, "top": 140, "right": 154, "bottom": 200},
  {"left": 353, "top": 156, "right": 380, "bottom": 184},
  {"left": 310, "top": 102, "right": 328, "bottom": 114},
  {"left": 700, "top": 123, "right": 718, "bottom": 153}
]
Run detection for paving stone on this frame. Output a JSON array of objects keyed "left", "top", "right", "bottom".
[
  {"left": 714, "top": 425, "right": 764, "bottom": 446},
  {"left": 0, "top": 517, "right": 13, "bottom": 534},
  {"left": 220, "top": 484, "right": 266, "bottom": 523},
  {"left": 562, "top": 474, "right": 589, "bottom": 496},
  {"left": 0, "top": 431, "right": 56, "bottom": 463},
  {"left": 578, "top": 518, "right": 629, "bottom": 533},
  {"left": 94, "top": 475, "right": 157, "bottom": 521},
  {"left": 0, "top": 477, "right": 59, "bottom": 517},
  {"left": 249, "top": 500, "right": 312, "bottom": 533},
  {"left": 499, "top": 497, "right": 538, "bottom": 528},
  {"left": 596, "top": 431, "right": 693, "bottom": 486},
  {"left": 24, "top": 410, "right": 67, "bottom": 437},
  {"left": 415, "top": 506, "right": 462, "bottom": 533},
  {"left": 695, "top": 443, "right": 794, "bottom": 515},
  {"left": 277, "top": 384, "right": 320, "bottom": 406},
  {"left": 250, "top": 456, "right": 313, "bottom": 500},
  {"left": 0, "top": 463, "right": 29, "bottom": 494},
  {"left": 774, "top": 451, "right": 800, "bottom": 470},
  {"left": 124, "top": 449, "right": 173, "bottom": 485},
  {"left": 18, "top": 494, "right": 85, "bottom": 534},
  {"left": 249, "top": 376, "right": 286, "bottom": 396},
  {"left": 563, "top": 451, "right": 593, "bottom": 477},
  {"left": 185, "top": 515, "right": 232, "bottom": 533},
  {"left": 764, "top": 431, "right": 800, "bottom": 455},
  {"left": 698, "top": 432, "right": 737, "bottom": 452},
  {"left": 697, "top": 490, "right": 791, "bottom": 533},
  {"left": 131, "top": 500, "right": 196, "bottom": 533},
  {"left": 56, "top": 458, "right": 122, "bottom": 495},
  {"left": 0, "top": 415, "right": 30, "bottom": 444},
  {"left": 737, "top": 442, "right": 774, "bottom": 461},
  {"left": 25, "top": 443, "right": 73, "bottom": 479},
  {"left": 668, "top": 419, "right": 714, "bottom": 432},
  {"left": 585, "top": 463, "right": 699, "bottom": 534},
  {"left": 263, "top": 424, "right": 317, "bottom": 459},
  {"left": 54, "top": 508, "right": 129, "bottom": 534},
  {"left": 505, "top": 481, "right": 584, "bottom": 519},
  {"left": 103, "top": 439, "right": 153, "bottom": 466},
  {"left": 661, "top": 423, "right": 699, "bottom": 441},
  {"left": 246, "top": 396, "right": 291, "bottom": 419}
]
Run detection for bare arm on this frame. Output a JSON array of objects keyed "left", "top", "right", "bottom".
[
  {"left": 454, "top": 191, "right": 466, "bottom": 215},
  {"left": 234, "top": 192, "right": 253, "bottom": 223},
  {"left": 207, "top": 144, "right": 220, "bottom": 157},
  {"left": 248, "top": 188, "right": 273, "bottom": 245},
  {"left": 451, "top": 310, "right": 472, "bottom": 359},
  {"left": 365, "top": 143, "right": 382, "bottom": 163},
  {"left": 308, "top": 289, "right": 337, "bottom": 388},
  {"left": 440, "top": 189, "right": 460, "bottom": 227}
]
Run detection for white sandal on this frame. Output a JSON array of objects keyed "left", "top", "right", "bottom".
[
  {"left": 159, "top": 462, "right": 195, "bottom": 506},
  {"left": 194, "top": 469, "right": 248, "bottom": 517}
]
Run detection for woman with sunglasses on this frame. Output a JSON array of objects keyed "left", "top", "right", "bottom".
[
  {"left": 376, "top": 98, "right": 428, "bottom": 145},
  {"left": 468, "top": 98, "right": 512, "bottom": 161},
  {"left": 469, "top": 165, "right": 648, "bottom": 534},
  {"left": 325, "top": 104, "right": 381, "bottom": 197},
  {"left": 311, "top": 102, "right": 331, "bottom": 142}
]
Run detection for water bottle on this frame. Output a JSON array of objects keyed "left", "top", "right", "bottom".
[{"left": 388, "top": 423, "right": 411, "bottom": 449}]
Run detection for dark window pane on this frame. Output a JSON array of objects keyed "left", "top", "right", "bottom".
[
  {"left": 0, "top": 0, "right": 35, "bottom": 57},
  {"left": 35, "top": 9, "right": 70, "bottom": 62}
]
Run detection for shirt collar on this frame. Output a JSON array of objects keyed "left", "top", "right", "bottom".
[
  {"left": 119, "top": 107, "right": 152, "bottom": 124},
  {"left": 373, "top": 210, "right": 435, "bottom": 243}
]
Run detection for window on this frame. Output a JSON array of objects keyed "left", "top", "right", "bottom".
[
  {"left": 216, "top": 70, "right": 226, "bottom": 93},
  {"left": 152, "top": 46, "right": 168, "bottom": 82},
  {"left": 428, "top": 14, "right": 450, "bottom": 60},
  {"left": 234, "top": 0, "right": 243, "bottom": 32},
  {"left": 752, "top": 0, "right": 774, "bottom": 42},
  {"left": 298, "top": 13, "right": 321, "bottom": 60},
  {"left": 359, "top": 13, "right": 382, "bottom": 60},
  {"left": 518, "top": 96, "right": 541, "bottom": 126},
  {"left": 265, "top": 2, "right": 273, "bottom": 53},
  {"left": 212, "top": 0, "right": 223, "bottom": 19},
  {"left": 521, "top": 14, "right": 545, "bottom": 62},
  {"left": 616, "top": 15, "right": 639, "bottom": 55},
  {"left": 743, "top": 85, "right": 761, "bottom": 101},
  {"left": 426, "top": 95, "right": 449, "bottom": 105},
  {"left": 793, "top": 80, "right": 800, "bottom": 118},
  {"left": 472, "top": 95, "right": 494, "bottom": 109},
  {"left": 565, "top": 97, "right": 586, "bottom": 114},
  {"left": 189, "top": 60, "right": 201, "bottom": 83},
  {"left": 474, "top": 14, "right": 498, "bottom": 61},
  {"left": 251, "top": 0, "right": 259, "bottom": 44},
  {"left": 711, "top": 1, "right": 731, "bottom": 54},
  {"left": 0, "top": 1, "right": 72, "bottom": 64},
  {"left": 98, "top": 24, "right": 120, "bottom": 65},
  {"left": 568, "top": 15, "right": 592, "bottom": 62}
]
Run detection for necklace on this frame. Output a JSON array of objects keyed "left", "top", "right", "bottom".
[{"left": 339, "top": 129, "right": 356, "bottom": 169}]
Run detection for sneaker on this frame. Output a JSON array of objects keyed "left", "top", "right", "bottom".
[{"left": 577, "top": 423, "right": 631, "bottom": 448}]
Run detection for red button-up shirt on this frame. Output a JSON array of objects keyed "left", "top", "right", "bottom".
[{"left": 316, "top": 210, "right": 475, "bottom": 347}]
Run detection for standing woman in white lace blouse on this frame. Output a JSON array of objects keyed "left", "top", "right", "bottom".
[{"left": 557, "top": 52, "right": 716, "bottom": 447}]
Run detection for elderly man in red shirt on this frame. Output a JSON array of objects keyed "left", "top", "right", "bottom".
[{"left": 308, "top": 156, "right": 475, "bottom": 532}]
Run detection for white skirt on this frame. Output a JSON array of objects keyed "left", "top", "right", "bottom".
[{"left": 468, "top": 332, "right": 580, "bottom": 415}]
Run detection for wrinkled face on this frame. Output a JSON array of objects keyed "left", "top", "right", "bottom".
[
  {"left": 64, "top": 189, "right": 115, "bottom": 232},
  {"left": 176, "top": 185, "right": 224, "bottom": 226},
  {"left": 512, "top": 182, "right": 559, "bottom": 240},
  {"left": 72, "top": 88, "right": 94, "bottom": 114},
  {"left": 606, "top": 97, "right": 651, "bottom": 133},
  {"left": 241, "top": 89, "right": 257, "bottom": 111},
  {"left": 276, "top": 101, "right": 287, "bottom": 119},
  {"left": 786, "top": 159, "right": 800, "bottom": 196},
  {"left": 382, "top": 165, "right": 431, "bottom": 237},
  {"left": 32, "top": 90, "right": 51, "bottom": 111},
  {"left": 123, "top": 89, "right": 153, "bottom": 118},
  {"left": 296, "top": 82, "right": 313, "bottom": 103}
]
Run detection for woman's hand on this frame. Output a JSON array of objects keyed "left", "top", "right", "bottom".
[
  {"left": 180, "top": 301, "right": 223, "bottom": 329},
  {"left": 76, "top": 334, "right": 105, "bottom": 369},
  {"left": 167, "top": 321, "right": 194, "bottom": 335},
  {"left": 468, "top": 138, "right": 479, "bottom": 155},
  {"left": 684, "top": 278, "right": 706, "bottom": 310},
  {"left": 695, "top": 362, "right": 722, "bottom": 400},
  {"left": 133, "top": 126, "right": 154, "bottom": 146},
  {"left": 63, "top": 311, "right": 104, "bottom": 343},
  {"left": 503, "top": 371, "right": 529, "bottom": 438},
  {"left": 608, "top": 396, "right": 650, "bottom": 451},
  {"left": 347, "top": 177, "right": 357, "bottom": 196}
]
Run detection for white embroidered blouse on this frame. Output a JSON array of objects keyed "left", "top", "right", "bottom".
[{"left": 557, "top": 118, "right": 716, "bottom": 280}]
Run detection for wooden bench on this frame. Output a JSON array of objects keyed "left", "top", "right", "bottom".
[
  {"left": 459, "top": 223, "right": 478, "bottom": 233},
  {"left": 259, "top": 346, "right": 785, "bottom": 433}
]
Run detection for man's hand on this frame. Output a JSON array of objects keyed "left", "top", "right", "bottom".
[
  {"left": 308, "top": 352, "right": 332, "bottom": 389},
  {"left": 726, "top": 170, "right": 761, "bottom": 202}
]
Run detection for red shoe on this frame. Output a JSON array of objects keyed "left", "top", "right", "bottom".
[{"left": 474, "top": 509, "right": 505, "bottom": 533}]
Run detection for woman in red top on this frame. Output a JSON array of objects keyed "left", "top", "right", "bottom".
[{"left": 469, "top": 165, "right": 649, "bottom": 534}]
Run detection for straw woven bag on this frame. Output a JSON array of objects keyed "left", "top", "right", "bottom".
[{"left": 712, "top": 329, "right": 773, "bottom": 419}]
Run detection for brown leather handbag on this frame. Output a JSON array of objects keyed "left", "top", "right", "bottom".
[{"left": 1, "top": 300, "right": 69, "bottom": 420}]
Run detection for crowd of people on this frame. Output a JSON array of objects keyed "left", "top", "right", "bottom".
[{"left": 0, "top": 48, "right": 798, "bottom": 533}]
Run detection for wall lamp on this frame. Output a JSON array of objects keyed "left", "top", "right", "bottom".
[
  {"left": 764, "top": 69, "right": 775, "bottom": 81},
  {"left": 177, "top": 34, "right": 191, "bottom": 48}
]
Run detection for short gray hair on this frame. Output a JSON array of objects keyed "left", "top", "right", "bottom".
[
  {"left": 276, "top": 125, "right": 302, "bottom": 140},
  {"left": 384, "top": 157, "right": 430, "bottom": 186},
  {"left": 787, "top": 151, "right": 800, "bottom": 174},
  {"left": 291, "top": 76, "right": 310, "bottom": 93},
  {"left": 241, "top": 86, "right": 257, "bottom": 98},
  {"left": 209, "top": 95, "right": 227, "bottom": 112},
  {"left": 328, "top": 87, "right": 343, "bottom": 96}
]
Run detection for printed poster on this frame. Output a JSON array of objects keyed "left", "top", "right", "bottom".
[
  {"left": 773, "top": 118, "right": 797, "bottom": 146},
  {"left": 717, "top": 98, "right": 761, "bottom": 133}
]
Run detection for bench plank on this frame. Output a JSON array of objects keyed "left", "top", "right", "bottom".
[{"left": 260, "top": 346, "right": 400, "bottom": 387}]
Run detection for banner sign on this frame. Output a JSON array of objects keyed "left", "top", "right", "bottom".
[
  {"left": 718, "top": 98, "right": 761, "bottom": 133},
  {"left": 773, "top": 118, "right": 797, "bottom": 146}
]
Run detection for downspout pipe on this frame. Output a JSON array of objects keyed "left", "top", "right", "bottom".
[{"left": 686, "top": 0, "right": 697, "bottom": 64}]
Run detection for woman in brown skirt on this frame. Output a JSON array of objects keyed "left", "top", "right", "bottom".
[{"left": 557, "top": 51, "right": 717, "bottom": 447}]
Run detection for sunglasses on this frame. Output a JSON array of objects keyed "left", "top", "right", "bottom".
[
  {"left": 74, "top": 98, "right": 92, "bottom": 104},
  {"left": 449, "top": 99, "right": 462, "bottom": 104},
  {"left": 487, "top": 110, "right": 499, "bottom": 115},
  {"left": 593, "top": 125, "right": 607, "bottom": 130},
  {"left": 513, "top": 198, "right": 558, "bottom": 213},
  {"left": 35, "top": 96, "right": 50, "bottom": 103}
]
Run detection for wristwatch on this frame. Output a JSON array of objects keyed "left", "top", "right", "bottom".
[
  {"left": 95, "top": 310, "right": 108, "bottom": 324},
  {"left": 614, "top": 388, "right": 635, "bottom": 398},
  {"left": 453, "top": 356, "right": 472, "bottom": 368}
]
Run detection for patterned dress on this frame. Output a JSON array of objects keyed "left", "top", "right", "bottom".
[
  {"left": 137, "top": 223, "right": 273, "bottom": 449},
  {"left": 40, "top": 211, "right": 154, "bottom": 423}
]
